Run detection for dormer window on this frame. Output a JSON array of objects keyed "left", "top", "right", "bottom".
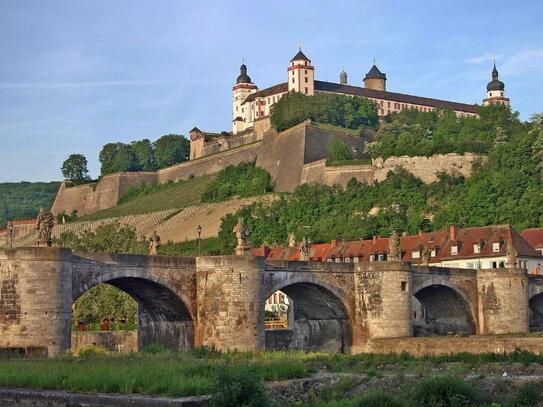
[
  {"left": 451, "top": 245, "right": 458, "bottom": 255},
  {"left": 369, "top": 254, "right": 375, "bottom": 262},
  {"left": 430, "top": 249, "right": 436, "bottom": 257},
  {"left": 492, "top": 242, "right": 500, "bottom": 252},
  {"left": 412, "top": 251, "right": 420, "bottom": 259},
  {"left": 473, "top": 243, "right": 481, "bottom": 254}
]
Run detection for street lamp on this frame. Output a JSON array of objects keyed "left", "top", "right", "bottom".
[
  {"left": 7, "top": 222, "right": 14, "bottom": 248},
  {"left": 197, "top": 225, "right": 202, "bottom": 257}
]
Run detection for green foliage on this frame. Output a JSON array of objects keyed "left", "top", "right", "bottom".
[
  {"left": 219, "top": 107, "right": 543, "bottom": 245},
  {"left": 330, "top": 138, "right": 353, "bottom": 161},
  {"left": 367, "top": 104, "right": 521, "bottom": 159},
  {"left": 409, "top": 375, "right": 487, "bottom": 407},
  {"left": 159, "top": 237, "right": 227, "bottom": 256},
  {"left": 54, "top": 221, "right": 148, "bottom": 254},
  {"left": 270, "top": 92, "right": 378, "bottom": 132},
  {"left": 99, "top": 142, "right": 140, "bottom": 176},
  {"left": 75, "top": 345, "right": 109, "bottom": 357},
  {"left": 212, "top": 366, "right": 272, "bottom": 407},
  {"left": 56, "top": 210, "right": 78, "bottom": 224},
  {"left": 73, "top": 284, "right": 137, "bottom": 325},
  {"left": 0, "top": 181, "right": 60, "bottom": 229},
  {"left": 201, "top": 161, "right": 273, "bottom": 203},
  {"left": 61, "top": 154, "right": 89, "bottom": 183},
  {"left": 131, "top": 139, "right": 157, "bottom": 171},
  {"left": 508, "top": 383, "right": 541, "bottom": 407},
  {"left": 153, "top": 134, "right": 190, "bottom": 169}
]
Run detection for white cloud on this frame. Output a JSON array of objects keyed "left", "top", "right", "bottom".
[{"left": 501, "top": 48, "right": 543, "bottom": 76}]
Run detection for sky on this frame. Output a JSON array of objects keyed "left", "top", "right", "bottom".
[{"left": 0, "top": 1, "right": 542, "bottom": 182}]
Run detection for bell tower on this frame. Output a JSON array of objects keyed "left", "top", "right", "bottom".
[
  {"left": 287, "top": 45, "right": 315, "bottom": 95},
  {"left": 483, "top": 62, "right": 510, "bottom": 107},
  {"left": 232, "top": 62, "right": 257, "bottom": 134}
]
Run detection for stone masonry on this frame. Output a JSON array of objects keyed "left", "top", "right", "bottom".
[{"left": 0, "top": 247, "right": 538, "bottom": 356}]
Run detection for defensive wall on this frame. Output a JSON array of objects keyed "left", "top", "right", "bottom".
[
  {"left": 1, "top": 247, "right": 540, "bottom": 357},
  {"left": 50, "top": 122, "right": 484, "bottom": 217}
]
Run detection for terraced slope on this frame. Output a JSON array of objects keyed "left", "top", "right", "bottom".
[{"left": 79, "top": 174, "right": 216, "bottom": 221}]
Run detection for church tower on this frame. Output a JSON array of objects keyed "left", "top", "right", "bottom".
[
  {"left": 287, "top": 47, "right": 315, "bottom": 95},
  {"left": 232, "top": 63, "right": 257, "bottom": 134},
  {"left": 483, "top": 62, "right": 510, "bottom": 107},
  {"left": 364, "top": 62, "right": 387, "bottom": 91}
]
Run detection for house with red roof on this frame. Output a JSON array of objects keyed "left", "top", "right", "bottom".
[{"left": 522, "top": 228, "right": 543, "bottom": 256}]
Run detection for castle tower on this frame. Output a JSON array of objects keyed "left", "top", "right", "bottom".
[
  {"left": 364, "top": 62, "right": 387, "bottom": 91},
  {"left": 483, "top": 62, "right": 510, "bottom": 107},
  {"left": 340, "top": 69, "right": 348, "bottom": 85},
  {"left": 232, "top": 63, "right": 257, "bottom": 134},
  {"left": 287, "top": 47, "right": 315, "bottom": 95}
]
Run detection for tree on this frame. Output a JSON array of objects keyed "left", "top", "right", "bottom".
[
  {"left": 99, "top": 143, "right": 139, "bottom": 176},
  {"left": 153, "top": 134, "right": 190, "bottom": 169},
  {"left": 131, "top": 139, "right": 156, "bottom": 171},
  {"left": 330, "top": 138, "right": 353, "bottom": 161},
  {"left": 61, "top": 154, "right": 89, "bottom": 183}
]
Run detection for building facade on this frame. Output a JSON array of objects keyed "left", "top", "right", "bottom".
[{"left": 232, "top": 48, "right": 504, "bottom": 134}]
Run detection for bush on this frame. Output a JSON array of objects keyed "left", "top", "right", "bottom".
[
  {"left": 75, "top": 345, "right": 109, "bottom": 357},
  {"left": 509, "top": 383, "right": 541, "bottom": 406},
  {"left": 201, "top": 161, "right": 273, "bottom": 203},
  {"left": 140, "top": 343, "right": 170, "bottom": 355},
  {"left": 330, "top": 138, "right": 353, "bottom": 161},
  {"left": 212, "top": 366, "right": 272, "bottom": 407},
  {"left": 410, "top": 375, "right": 487, "bottom": 406}
]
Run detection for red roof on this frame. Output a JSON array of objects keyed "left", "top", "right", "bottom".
[
  {"left": 522, "top": 228, "right": 543, "bottom": 250},
  {"left": 253, "top": 225, "right": 541, "bottom": 263}
]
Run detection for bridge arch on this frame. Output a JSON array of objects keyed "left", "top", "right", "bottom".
[
  {"left": 73, "top": 269, "right": 194, "bottom": 351},
  {"left": 264, "top": 277, "right": 353, "bottom": 354},
  {"left": 412, "top": 281, "right": 476, "bottom": 336},
  {"left": 528, "top": 286, "right": 543, "bottom": 332}
]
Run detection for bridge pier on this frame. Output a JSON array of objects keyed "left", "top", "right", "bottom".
[
  {"left": 354, "top": 262, "right": 412, "bottom": 343},
  {"left": 477, "top": 268, "right": 528, "bottom": 334},
  {"left": 0, "top": 248, "right": 72, "bottom": 357},
  {"left": 195, "top": 255, "right": 265, "bottom": 352}
]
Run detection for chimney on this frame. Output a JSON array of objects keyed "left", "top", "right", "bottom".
[
  {"left": 449, "top": 225, "right": 458, "bottom": 241},
  {"left": 402, "top": 231, "right": 407, "bottom": 237},
  {"left": 263, "top": 245, "right": 271, "bottom": 258},
  {"left": 373, "top": 236, "right": 377, "bottom": 243}
]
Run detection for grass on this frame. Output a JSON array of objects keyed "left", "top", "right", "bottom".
[
  {"left": 312, "top": 122, "right": 363, "bottom": 138},
  {"left": 326, "top": 158, "right": 372, "bottom": 167},
  {"left": 77, "top": 174, "right": 216, "bottom": 221}
]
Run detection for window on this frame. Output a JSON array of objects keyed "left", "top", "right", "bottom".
[
  {"left": 412, "top": 251, "right": 420, "bottom": 259},
  {"left": 305, "top": 70, "right": 307, "bottom": 74},
  {"left": 491, "top": 261, "right": 498, "bottom": 268},
  {"left": 401, "top": 281, "right": 407, "bottom": 291},
  {"left": 431, "top": 249, "right": 436, "bottom": 257},
  {"left": 335, "top": 258, "right": 341, "bottom": 263},
  {"left": 369, "top": 254, "right": 375, "bottom": 262},
  {"left": 305, "top": 87, "right": 308, "bottom": 94},
  {"left": 345, "top": 257, "right": 351, "bottom": 263},
  {"left": 327, "top": 259, "right": 333, "bottom": 263},
  {"left": 378, "top": 254, "right": 384, "bottom": 261},
  {"left": 304, "top": 77, "right": 308, "bottom": 83},
  {"left": 473, "top": 244, "right": 480, "bottom": 254},
  {"left": 388, "top": 102, "right": 390, "bottom": 108},
  {"left": 353, "top": 257, "right": 359, "bottom": 263},
  {"left": 451, "top": 245, "right": 458, "bottom": 255},
  {"left": 292, "top": 78, "right": 295, "bottom": 84},
  {"left": 492, "top": 242, "right": 500, "bottom": 252},
  {"left": 490, "top": 92, "right": 493, "bottom": 97}
]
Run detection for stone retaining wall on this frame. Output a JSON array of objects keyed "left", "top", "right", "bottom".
[{"left": 71, "top": 331, "right": 138, "bottom": 353}]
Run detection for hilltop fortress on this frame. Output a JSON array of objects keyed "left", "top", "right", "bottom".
[{"left": 52, "top": 49, "right": 506, "bottom": 218}]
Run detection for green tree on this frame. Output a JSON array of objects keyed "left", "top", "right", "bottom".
[
  {"left": 153, "top": 134, "right": 190, "bottom": 169},
  {"left": 131, "top": 139, "right": 156, "bottom": 171},
  {"left": 330, "top": 138, "right": 353, "bottom": 161},
  {"left": 61, "top": 154, "right": 89, "bottom": 183},
  {"left": 73, "top": 284, "right": 137, "bottom": 326},
  {"left": 99, "top": 143, "right": 139, "bottom": 176}
]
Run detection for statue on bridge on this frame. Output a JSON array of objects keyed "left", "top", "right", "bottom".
[
  {"left": 299, "top": 237, "right": 310, "bottom": 261},
  {"left": 233, "top": 217, "right": 249, "bottom": 255},
  {"left": 149, "top": 231, "right": 161, "bottom": 255},
  {"left": 388, "top": 230, "right": 401, "bottom": 261},
  {"left": 36, "top": 207, "right": 54, "bottom": 247},
  {"left": 506, "top": 239, "right": 518, "bottom": 268}
]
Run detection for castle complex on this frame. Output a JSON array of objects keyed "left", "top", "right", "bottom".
[{"left": 230, "top": 48, "right": 510, "bottom": 134}]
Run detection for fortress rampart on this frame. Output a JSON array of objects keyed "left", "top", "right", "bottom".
[{"left": 51, "top": 122, "right": 484, "bottom": 217}]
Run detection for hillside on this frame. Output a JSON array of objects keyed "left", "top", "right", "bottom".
[{"left": 0, "top": 181, "right": 60, "bottom": 229}]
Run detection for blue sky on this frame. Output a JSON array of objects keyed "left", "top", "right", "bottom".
[{"left": 0, "top": 1, "right": 542, "bottom": 182}]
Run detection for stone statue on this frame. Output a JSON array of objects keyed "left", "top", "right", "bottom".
[
  {"left": 149, "top": 231, "right": 161, "bottom": 255},
  {"left": 388, "top": 230, "right": 401, "bottom": 261},
  {"left": 233, "top": 217, "right": 248, "bottom": 255},
  {"left": 288, "top": 233, "right": 296, "bottom": 248},
  {"left": 36, "top": 207, "right": 54, "bottom": 247},
  {"left": 299, "top": 237, "right": 310, "bottom": 261},
  {"left": 505, "top": 239, "right": 518, "bottom": 268},
  {"left": 421, "top": 246, "right": 431, "bottom": 266}
]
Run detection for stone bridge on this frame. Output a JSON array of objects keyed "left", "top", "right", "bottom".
[{"left": 0, "top": 247, "right": 535, "bottom": 356}]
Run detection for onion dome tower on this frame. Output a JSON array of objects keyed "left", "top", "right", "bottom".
[
  {"left": 232, "top": 62, "right": 257, "bottom": 134},
  {"left": 364, "top": 61, "right": 387, "bottom": 91},
  {"left": 483, "top": 62, "right": 510, "bottom": 107},
  {"left": 287, "top": 46, "right": 315, "bottom": 95}
]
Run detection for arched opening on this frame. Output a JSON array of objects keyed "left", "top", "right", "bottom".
[
  {"left": 264, "top": 283, "right": 352, "bottom": 353},
  {"left": 529, "top": 293, "right": 543, "bottom": 332},
  {"left": 73, "top": 277, "right": 193, "bottom": 352},
  {"left": 413, "top": 284, "right": 475, "bottom": 336}
]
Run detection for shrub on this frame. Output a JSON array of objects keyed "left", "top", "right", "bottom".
[
  {"left": 330, "top": 138, "right": 353, "bottom": 161},
  {"left": 140, "top": 343, "right": 170, "bottom": 355},
  {"left": 75, "top": 345, "right": 109, "bottom": 357},
  {"left": 509, "top": 383, "right": 541, "bottom": 406},
  {"left": 212, "top": 366, "right": 272, "bottom": 407},
  {"left": 410, "top": 375, "right": 487, "bottom": 406},
  {"left": 354, "top": 390, "right": 405, "bottom": 407}
]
